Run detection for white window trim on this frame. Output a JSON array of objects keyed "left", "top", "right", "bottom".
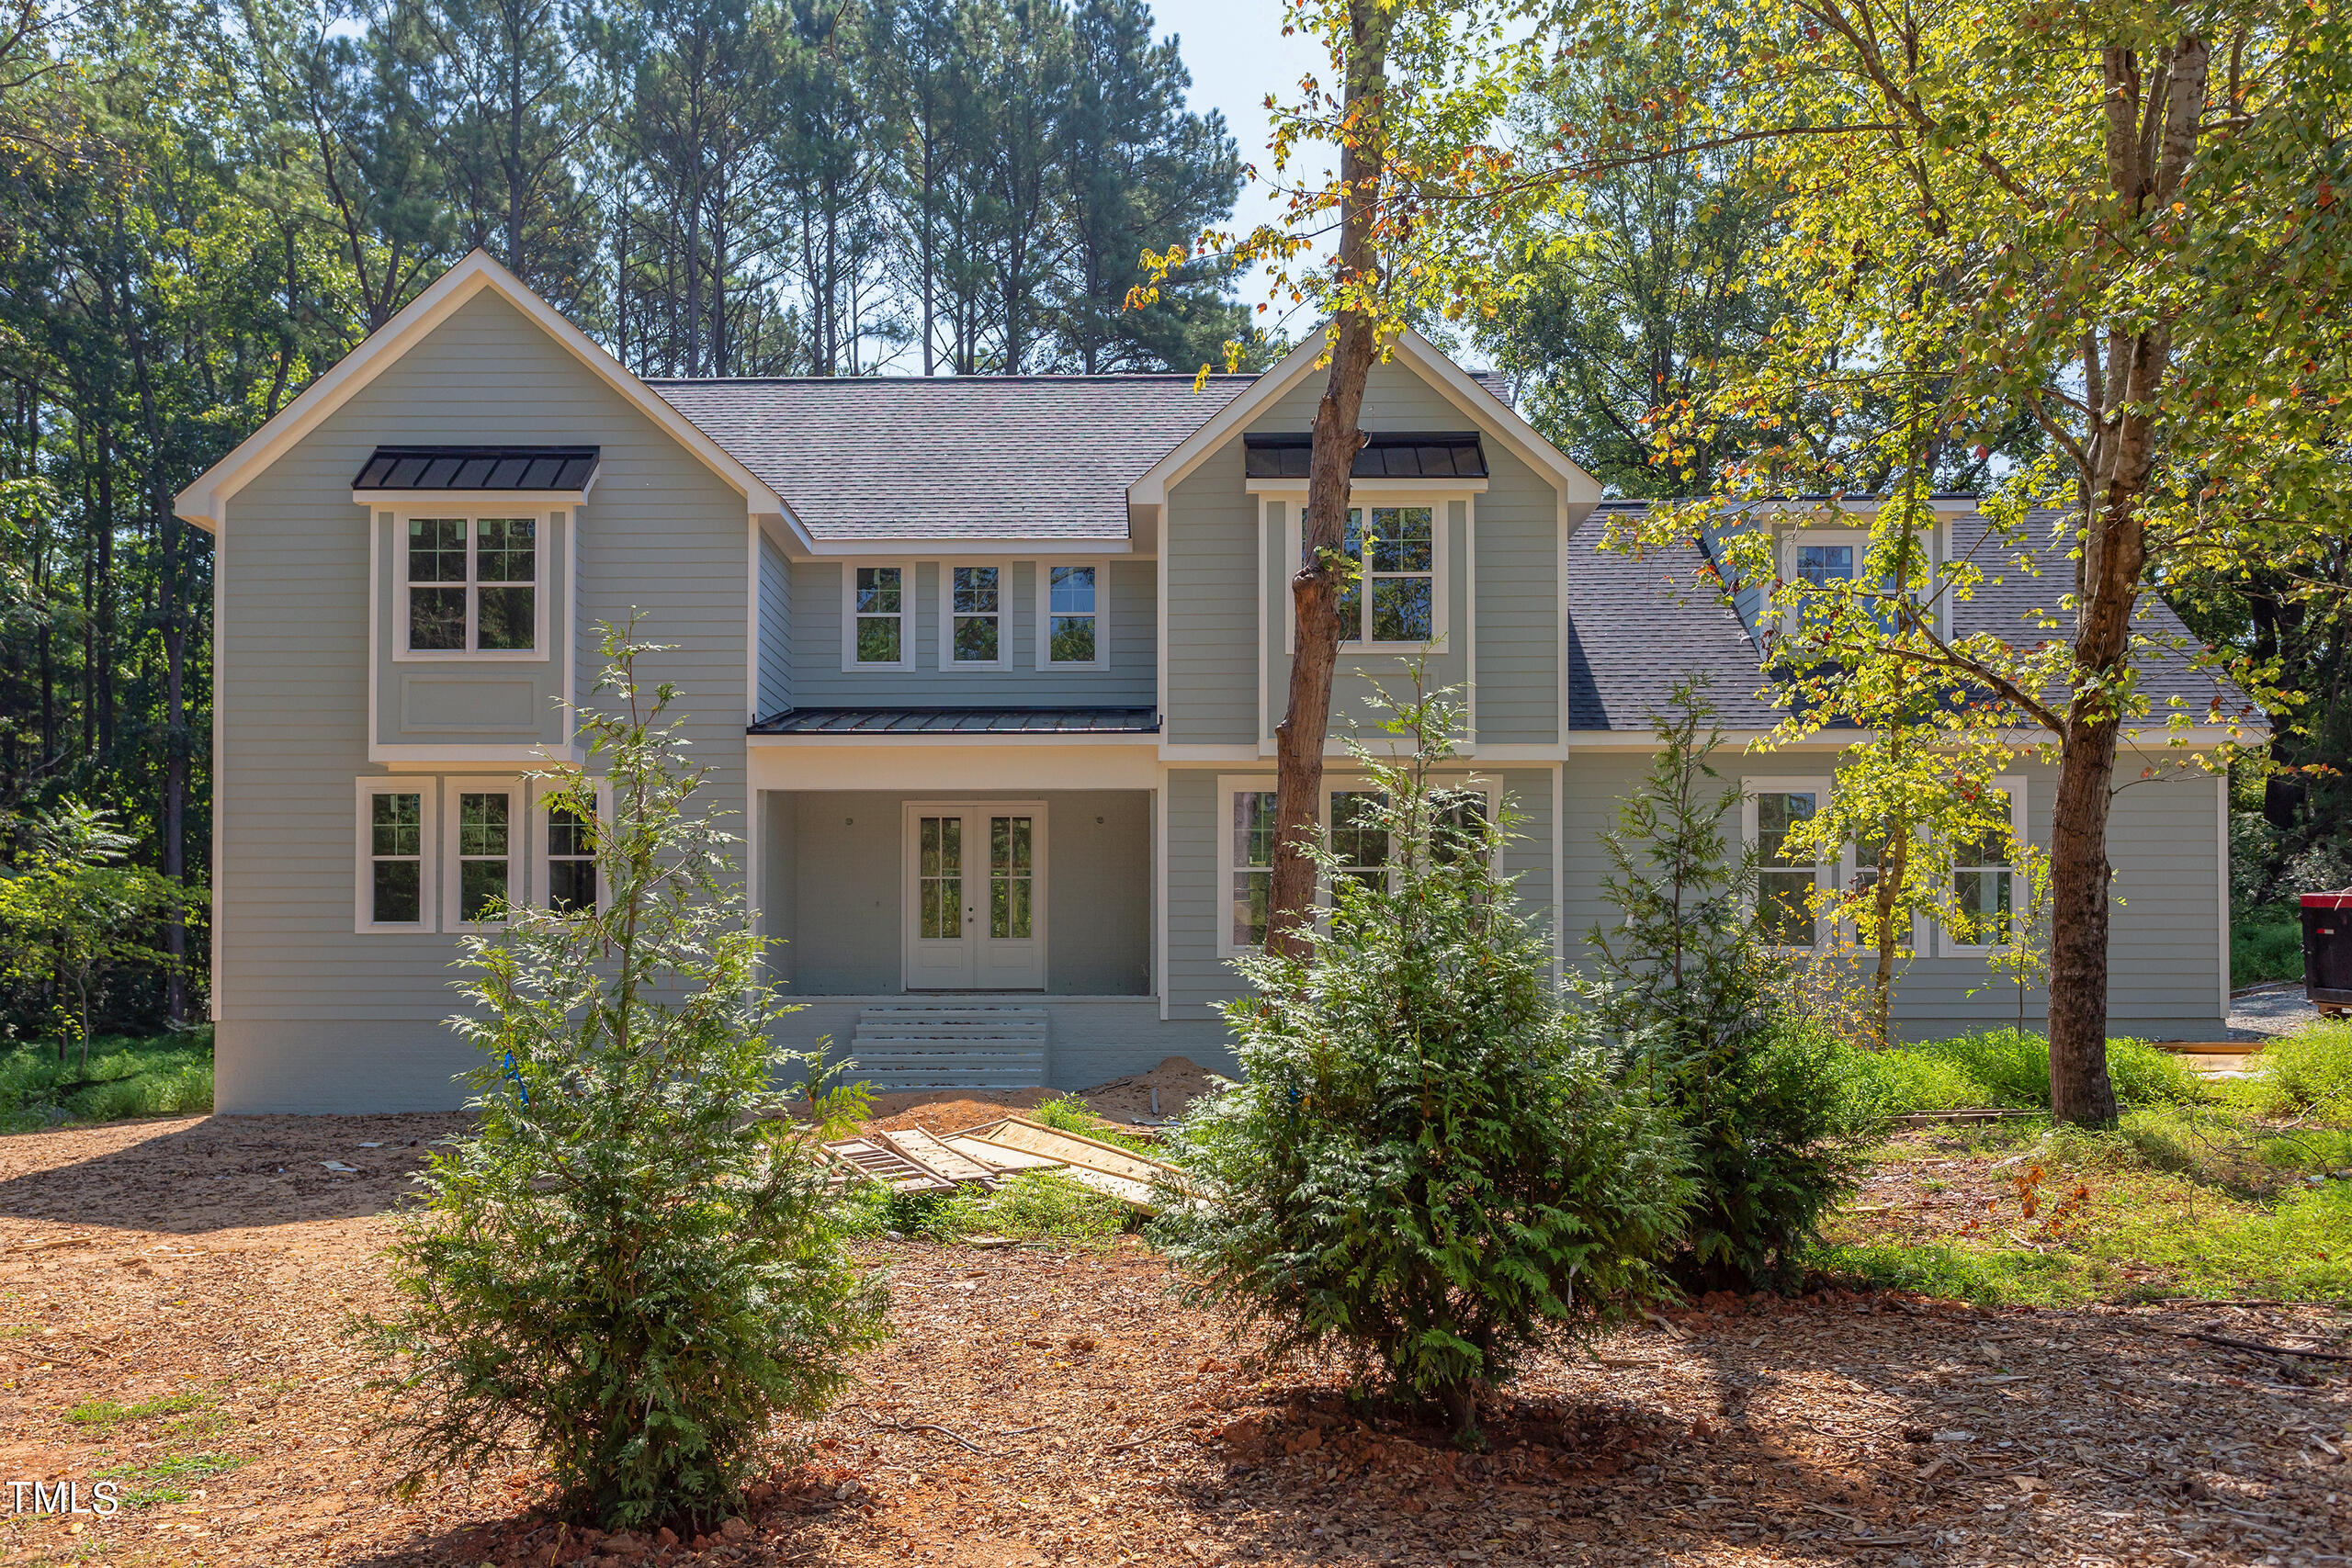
[
  {"left": 1283, "top": 494, "right": 1455, "bottom": 652},
  {"left": 442, "top": 775, "right": 524, "bottom": 931},
  {"left": 1741, "top": 775, "right": 1834, "bottom": 953},
  {"left": 1035, "top": 559, "right": 1111, "bottom": 671},
  {"left": 941, "top": 563, "right": 1011, "bottom": 671},
  {"left": 355, "top": 777, "right": 438, "bottom": 933},
  {"left": 391, "top": 510, "right": 552, "bottom": 662},
  {"left": 841, "top": 558, "right": 916, "bottom": 672},
  {"left": 529, "top": 773, "right": 616, "bottom": 913},
  {"left": 1778, "top": 527, "right": 1873, "bottom": 638},
  {"left": 1217, "top": 774, "right": 1280, "bottom": 958},
  {"left": 1938, "top": 774, "right": 2029, "bottom": 956}
]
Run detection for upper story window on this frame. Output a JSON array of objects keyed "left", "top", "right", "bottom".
[
  {"left": 1287, "top": 502, "right": 1447, "bottom": 651},
  {"left": 845, "top": 563, "right": 913, "bottom": 671},
  {"left": 947, "top": 566, "right": 1004, "bottom": 668},
  {"left": 405, "top": 515, "right": 538, "bottom": 655},
  {"left": 1042, "top": 563, "right": 1106, "bottom": 667}
]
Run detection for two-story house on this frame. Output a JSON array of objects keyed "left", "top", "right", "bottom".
[{"left": 176, "top": 253, "right": 2239, "bottom": 1112}]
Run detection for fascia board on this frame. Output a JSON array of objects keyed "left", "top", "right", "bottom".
[
  {"left": 175, "top": 250, "right": 804, "bottom": 546},
  {"left": 1126, "top": 333, "right": 1330, "bottom": 508}
]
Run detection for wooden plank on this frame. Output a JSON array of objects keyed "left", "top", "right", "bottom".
[
  {"left": 1053, "top": 1164, "right": 1158, "bottom": 1212},
  {"left": 820, "top": 1137, "right": 956, "bottom": 1195},
  {"left": 877, "top": 1126, "right": 1001, "bottom": 1187},
  {"left": 943, "top": 1135, "right": 1067, "bottom": 1172},
  {"left": 961, "top": 1117, "right": 1176, "bottom": 1187}
]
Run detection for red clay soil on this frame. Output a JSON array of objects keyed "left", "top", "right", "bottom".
[{"left": 0, "top": 1112, "right": 2346, "bottom": 1568}]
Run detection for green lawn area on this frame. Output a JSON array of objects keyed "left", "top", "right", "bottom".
[
  {"left": 0, "top": 1026, "right": 214, "bottom": 1132},
  {"left": 1812, "top": 1022, "right": 2352, "bottom": 1305}
]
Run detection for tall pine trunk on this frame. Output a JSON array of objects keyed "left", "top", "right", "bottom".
[{"left": 1265, "top": 0, "right": 1390, "bottom": 960}]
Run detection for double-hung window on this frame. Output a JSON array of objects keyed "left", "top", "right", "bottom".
[
  {"left": 946, "top": 566, "right": 1003, "bottom": 667},
  {"left": 1041, "top": 562, "right": 1105, "bottom": 667},
  {"left": 1329, "top": 790, "right": 1390, "bottom": 903},
  {"left": 1747, "top": 781, "right": 1827, "bottom": 949},
  {"left": 404, "top": 515, "right": 538, "bottom": 654},
  {"left": 356, "top": 782, "right": 435, "bottom": 931},
  {"left": 1225, "top": 784, "right": 1279, "bottom": 953},
  {"left": 1330, "top": 506, "right": 1435, "bottom": 643},
  {"left": 545, "top": 797, "right": 597, "bottom": 913},
  {"left": 445, "top": 779, "right": 519, "bottom": 929},
  {"left": 1946, "top": 778, "right": 2026, "bottom": 951},
  {"left": 845, "top": 563, "right": 911, "bottom": 670}
]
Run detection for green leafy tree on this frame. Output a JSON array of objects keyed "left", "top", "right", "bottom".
[
  {"left": 1578, "top": 682, "right": 1866, "bottom": 1291},
  {"left": 0, "top": 802, "right": 193, "bottom": 1066},
  {"left": 362, "top": 625, "right": 887, "bottom": 1531},
  {"left": 1575, "top": 0, "right": 2352, "bottom": 1124},
  {"left": 1156, "top": 678, "right": 1690, "bottom": 1440}
]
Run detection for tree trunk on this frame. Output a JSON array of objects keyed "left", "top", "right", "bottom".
[{"left": 1265, "top": 0, "right": 1389, "bottom": 961}]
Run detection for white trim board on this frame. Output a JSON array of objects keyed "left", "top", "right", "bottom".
[{"left": 175, "top": 249, "right": 804, "bottom": 546}]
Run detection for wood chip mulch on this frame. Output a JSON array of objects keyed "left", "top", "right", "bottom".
[{"left": 0, "top": 1112, "right": 2346, "bottom": 1567}]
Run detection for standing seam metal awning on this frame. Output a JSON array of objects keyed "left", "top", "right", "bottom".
[
  {"left": 749, "top": 706, "right": 1159, "bottom": 736},
  {"left": 353, "top": 446, "right": 600, "bottom": 491},
  {"left": 1242, "top": 432, "right": 1487, "bottom": 479}
]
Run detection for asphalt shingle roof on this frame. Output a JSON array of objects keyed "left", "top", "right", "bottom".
[
  {"left": 651, "top": 376, "right": 1258, "bottom": 541},
  {"left": 1566, "top": 502, "right": 2250, "bottom": 732}
]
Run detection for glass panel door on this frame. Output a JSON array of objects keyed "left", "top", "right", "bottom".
[
  {"left": 977, "top": 813, "right": 1045, "bottom": 988},
  {"left": 906, "top": 811, "right": 975, "bottom": 987}
]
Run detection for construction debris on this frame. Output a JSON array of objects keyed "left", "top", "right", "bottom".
[{"left": 822, "top": 1113, "right": 1182, "bottom": 1213}]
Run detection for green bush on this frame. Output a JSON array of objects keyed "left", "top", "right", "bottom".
[
  {"left": 1156, "top": 682, "right": 1690, "bottom": 1438},
  {"left": 1579, "top": 683, "right": 1870, "bottom": 1290},
  {"left": 2245, "top": 1023, "right": 2352, "bottom": 1122},
  {"left": 2233, "top": 906, "right": 2305, "bottom": 986},
  {"left": 1822, "top": 1041, "right": 1986, "bottom": 1119},
  {"left": 832, "top": 1168, "right": 1135, "bottom": 1246},
  {"left": 360, "top": 627, "right": 888, "bottom": 1533},
  {"left": 1026, "top": 1092, "right": 1159, "bottom": 1155}
]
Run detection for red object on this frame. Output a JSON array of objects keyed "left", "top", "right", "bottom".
[{"left": 2302, "top": 891, "right": 2352, "bottom": 910}]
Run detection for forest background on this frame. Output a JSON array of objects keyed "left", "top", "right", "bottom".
[{"left": 0, "top": 0, "right": 2342, "bottom": 1035}]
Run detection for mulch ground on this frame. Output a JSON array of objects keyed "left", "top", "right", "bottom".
[{"left": 0, "top": 1112, "right": 2346, "bottom": 1568}]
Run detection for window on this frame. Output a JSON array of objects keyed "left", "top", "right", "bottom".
[
  {"left": 1288, "top": 502, "right": 1445, "bottom": 649},
  {"left": 1747, "top": 783, "right": 1826, "bottom": 948},
  {"left": 1041, "top": 563, "right": 1106, "bottom": 667},
  {"left": 368, "top": 790, "right": 425, "bottom": 926},
  {"left": 989, "top": 815, "right": 1034, "bottom": 938},
  {"left": 442, "top": 779, "right": 519, "bottom": 928},
  {"left": 844, "top": 562, "right": 911, "bottom": 670},
  {"left": 1947, "top": 778, "right": 2026, "bottom": 952},
  {"left": 1431, "top": 788, "right": 1492, "bottom": 867},
  {"left": 918, "top": 814, "right": 962, "bottom": 939},
  {"left": 546, "top": 799, "right": 596, "bottom": 913},
  {"left": 1226, "top": 785, "right": 1279, "bottom": 952},
  {"left": 1841, "top": 829, "right": 1922, "bottom": 952},
  {"left": 403, "top": 515, "right": 538, "bottom": 654},
  {"left": 946, "top": 566, "right": 1003, "bottom": 667},
  {"left": 355, "top": 779, "right": 435, "bottom": 932},
  {"left": 1329, "top": 790, "right": 1389, "bottom": 902}
]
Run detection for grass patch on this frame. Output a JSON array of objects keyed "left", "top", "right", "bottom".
[
  {"left": 0, "top": 1027, "right": 213, "bottom": 1131},
  {"left": 65, "top": 1392, "right": 211, "bottom": 1429},
  {"left": 835, "top": 1168, "right": 1137, "bottom": 1247},
  {"left": 1815, "top": 1067, "right": 2352, "bottom": 1307},
  {"left": 2228, "top": 1021, "right": 2352, "bottom": 1122},
  {"left": 1025, "top": 1093, "right": 1162, "bottom": 1155},
  {"left": 1822, "top": 1030, "right": 2209, "bottom": 1121},
  {"left": 92, "top": 1451, "right": 248, "bottom": 1507}
]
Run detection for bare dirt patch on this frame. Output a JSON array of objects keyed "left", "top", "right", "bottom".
[{"left": 0, "top": 1113, "right": 2345, "bottom": 1567}]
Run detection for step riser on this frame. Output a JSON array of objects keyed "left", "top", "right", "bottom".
[{"left": 847, "top": 1005, "right": 1051, "bottom": 1091}]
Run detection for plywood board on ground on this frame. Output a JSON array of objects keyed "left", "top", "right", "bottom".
[
  {"left": 958, "top": 1118, "right": 1173, "bottom": 1187},
  {"left": 820, "top": 1137, "right": 956, "bottom": 1194},
  {"left": 876, "top": 1126, "right": 1001, "bottom": 1186},
  {"left": 944, "top": 1135, "right": 1067, "bottom": 1172}
]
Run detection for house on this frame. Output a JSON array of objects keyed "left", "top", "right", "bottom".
[{"left": 175, "top": 253, "right": 2240, "bottom": 1113}]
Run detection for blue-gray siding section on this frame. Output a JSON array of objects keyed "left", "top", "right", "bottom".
[
  {"left": 758, "top": 533, "right": 791, "bottom": 716},
  {"left": 215, "top": 287, "right": 752, "bottom": 1111}
]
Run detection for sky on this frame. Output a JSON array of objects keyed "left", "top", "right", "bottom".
[{"left": 1148, "top": 0, "right": 1335, "bottom": 318}]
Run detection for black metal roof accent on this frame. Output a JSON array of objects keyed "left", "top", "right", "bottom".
[
  {"left": 749, "top": 705, "right": 1160, "bottom": 737},
  {"left": 1242, "top": 431, "right": 1487, "bottom": 480},
  {"left": 353, "top": 446, "right": 600, "bottom": 492}
]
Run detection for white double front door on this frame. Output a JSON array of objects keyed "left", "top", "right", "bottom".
[{"left": 902, "top": 802, "right": 1046, "bottom": 990}]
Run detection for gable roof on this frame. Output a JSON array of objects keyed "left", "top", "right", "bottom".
[
  {"left": 1566, "top": 502, "right": 2256, "bottom": 735},
  {"left": 174, "top": 251, "right": 790, "bottom": 536},
  {"left": 650, "top": 375, "right": 1256, "bottom": 545},
  {"left": 1127, "top": 328, "right": 1601, "bottom": 510}
]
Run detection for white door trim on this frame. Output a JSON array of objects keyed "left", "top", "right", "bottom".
[{"left": 899, "top": 800, "right": 1049, "bottom": 991}]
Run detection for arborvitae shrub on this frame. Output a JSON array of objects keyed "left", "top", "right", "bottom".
[{"left": 1155, "top": 680, "right": 1690, "bottom": 1439}]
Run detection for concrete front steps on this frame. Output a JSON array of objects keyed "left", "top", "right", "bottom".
[{"left": 845, "top": 1007, "right": 1048, "bottom": 1091}]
